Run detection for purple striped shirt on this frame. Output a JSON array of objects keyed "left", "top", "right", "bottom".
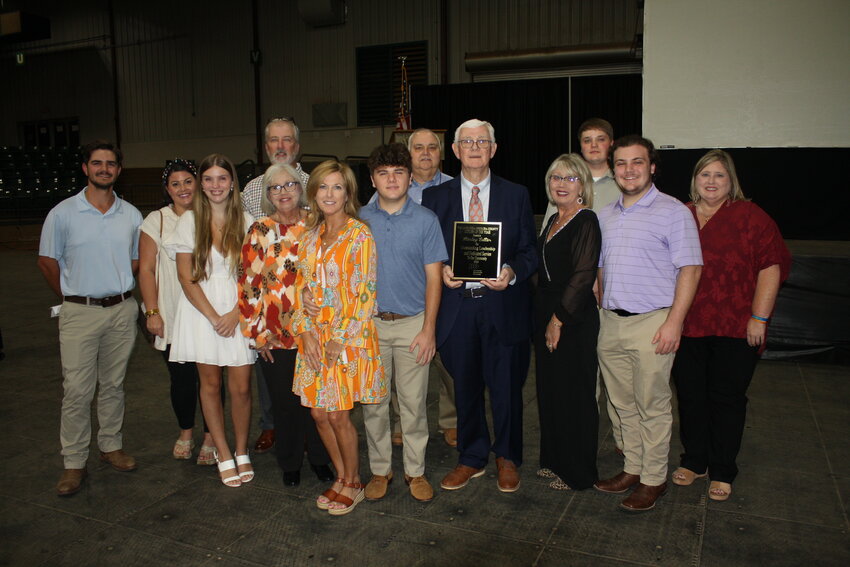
[{"left": 597, "top": 185, "right": 702, "bottom": 313}]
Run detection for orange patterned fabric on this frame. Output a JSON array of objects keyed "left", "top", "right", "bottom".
[
  {"left": 291, "top": 217, "right": 386, "bottom": 411},
  {"left": 238, "top": 217, "right": 304, "bottom": 350}
]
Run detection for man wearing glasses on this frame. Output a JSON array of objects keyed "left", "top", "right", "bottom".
[
  {"left": 241, "top": 117, "right": 311, "bottom": 456},
  {"left": 422, "top": 119, "right": 537, "bottom": 493}
]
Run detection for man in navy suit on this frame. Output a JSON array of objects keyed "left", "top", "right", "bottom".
[{"left": 421, "top": 118, "right": 537, "bottom": 493}]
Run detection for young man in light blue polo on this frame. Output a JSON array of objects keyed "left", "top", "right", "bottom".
[{"left": 359, "top": 143, "right": 448, "bottom": 502}]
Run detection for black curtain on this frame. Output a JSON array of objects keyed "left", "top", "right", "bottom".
[{"left": 412, "top": 74, "right": 642, "bottom": 214}]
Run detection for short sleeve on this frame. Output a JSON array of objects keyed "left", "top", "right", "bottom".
[
  {"left": 38, "top": 207, "right": 64, "bottom": 260},
  {"left": 749, "top": 203, "right": 792, "bottom": 282},
  {"left": 163, "top": 210, "right": 196, "bottom": 259},
  {"left": 421, "top": 213, "right": 449, "bottom": 265},
  {"left": 140, "top": 209, "right": 164, "bottom": 247},
  {"left": 667, "top": 203, "right": 703, "bottom": 269}
]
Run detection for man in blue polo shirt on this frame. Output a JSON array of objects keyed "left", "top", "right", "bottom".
[
  {"left": 38, "top": 140, "right": 143, "bottom": 497},
  {"left": 360, "top": 143, "right": 448, "bottom": 502}
]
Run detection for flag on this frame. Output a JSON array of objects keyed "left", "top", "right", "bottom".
[{"left": 396, "top": 56, "right": 411, "bottom": 130}]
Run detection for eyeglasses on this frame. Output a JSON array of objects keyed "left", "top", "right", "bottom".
[
  {"left": 457, "top": 139, "right": 493, "bottom": 149},
  {"left": 267, "top": 181, "right": 301, "bottom": 194},
  {"left": 549, "top": 174, "right": 581, "bottom": 184}
]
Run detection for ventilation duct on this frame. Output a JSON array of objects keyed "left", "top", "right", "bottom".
[{"left": 466, "top": 43, "right": 640, "bottom": 79}]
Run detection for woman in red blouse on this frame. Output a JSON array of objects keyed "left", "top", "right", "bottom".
[
  {"left": 671, "top": 150, "right": 791, "bottom": 501},
  {"left": 238, "top": 163, "right": 332, "bottom": 488}
]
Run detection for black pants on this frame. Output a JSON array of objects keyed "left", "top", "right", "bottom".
[
  {"left": 672, "top": 336, "right": 759, "bottom": 483},
  {"left": 258, "top": 349, "right": 329, "bottom": 472},
  {"left": 162, "top": 345, "right": 223, "bottom": 432}
]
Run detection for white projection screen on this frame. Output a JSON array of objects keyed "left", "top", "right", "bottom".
[{"left": 642, "top": 0, "right": 850, "bottom": 149}]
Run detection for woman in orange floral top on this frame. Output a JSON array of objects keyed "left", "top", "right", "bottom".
[
  {"left": 238, "top": 163, "right": 332, "bottom": 488},
  {"left": 291, "top": 160, "right": 386, "bottom": 516}
]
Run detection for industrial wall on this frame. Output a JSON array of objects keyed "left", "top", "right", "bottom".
[{"left": 1, "top": 0, "right": 639, "bottom": 166}]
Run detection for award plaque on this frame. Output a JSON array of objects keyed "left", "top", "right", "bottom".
[{"left": 451, "top": 221, "right": 502, "bottom": 281}]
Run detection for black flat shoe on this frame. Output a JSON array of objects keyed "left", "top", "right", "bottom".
[
  {"left": 282, "top": 470, "right": 300, "bottom": 486},
  {"left": 310, "top": 464, "right": 334, "bottom": 482}
]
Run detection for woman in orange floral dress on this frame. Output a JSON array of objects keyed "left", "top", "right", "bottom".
[
  {"left": 291, "top": 160, "right": 386, "bottom": 516},
  {"left": 238, "top": 163, "right": 332, "bottom": 488}
]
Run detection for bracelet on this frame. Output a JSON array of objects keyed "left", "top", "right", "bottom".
[
  {"left": 550, "top": 319, "right": 562, "bottom": 328},
  {"left": 144, "top": 308, "right": 160, "bottom": 318},
  {"left": 750, "top": 314, "right": 768, "bottom": 324}
]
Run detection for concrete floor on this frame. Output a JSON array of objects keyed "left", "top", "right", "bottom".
[{"left": 1, "top": 247, "right": 849, "bottom": 567}]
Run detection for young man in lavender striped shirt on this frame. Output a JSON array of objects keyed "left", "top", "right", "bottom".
[{"left": 593, "top": 135, "right": 703, "bottom": 512}]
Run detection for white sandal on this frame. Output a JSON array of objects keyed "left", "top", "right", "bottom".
[
  {"left": 217, "top": 459, "right": 242, "bottom": 488},
  {"left": 235, "top": 454, "right": 254, "bottom": 483}
]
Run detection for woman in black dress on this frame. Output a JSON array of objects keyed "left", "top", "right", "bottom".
[{"left": 535, "top": 153, "right": 602, "bottom": 491}]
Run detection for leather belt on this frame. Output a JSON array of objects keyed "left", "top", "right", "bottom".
[
  {"left": 377, "top": 311, "right": 410, "bottom": 321},
  {"left": 611, "top": 309, "right": 640, "bottom": 317},
  {"left": 461, "top": 287, "right": 488, "bottom": 298},
  {"left": 64, "top": 291, "right": 132, "bottom": 308}
]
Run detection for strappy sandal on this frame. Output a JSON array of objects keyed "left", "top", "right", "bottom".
[
  {"left": 328, "top": 481, "right": 365, "bottom": 516},
  {"left": 217, "top": 458, "right": 242, "bottom": 488},
  {"left": 709, "top": 481, "right": 732, "bottom": 501},
  {"left": 235, "top": 454, "right": 254, "bottom": 483},
  {"left": 197, "top": 444, "right": 217, "bottom": 466},
  {"left": 672, "top": 467, "right": 707, "bottom": 486},
  {"left": 317, "top": 478, "right": 345, "bottom": 510},
  {"left": 173, "top": 439, "right": 194, "bottom": 460},
  {"left": 536, "top": 468, "right": 556, "bottom": 479}
]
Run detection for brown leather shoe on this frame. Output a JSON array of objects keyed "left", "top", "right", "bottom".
[
  {"left": 365, "top": 472, "right": 393, "bottom": 500},
  {"left": 405, "top": 474, "right": 434, "bottom": 502},
  {"left": 391, "top": 432, "right": 403, "bottom": 447},
  {"left": 443, "top": 428, "right": 458, "bottom": 447},
  {"left": 440, "top": 464, "right": 485, "bottom": 490},
  {"left": 100, "top": 449, "right": 137, "bottom": 472},
  {"left": 594, "top": 471, "right": 640, "bottom": 494},
  {"left": 57, "top": 468, "right": 87, "bottom": 496},
  {"left": 253, "top": 429, "right": 275, "bottom": 453},
  {"left": 495, "top": 457, "right": 520, "bottom": 492},
  {"left": 620, "top": 482, "right": 668, "bottom": 512}
]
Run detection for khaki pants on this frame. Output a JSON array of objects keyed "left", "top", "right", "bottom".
[
  {"left": 364, "top": 313, "right": 430, "bottom": 477},
  {"left": 58, "top": 298, "right": 137, "bottom": 468},
  {"left": 597, "top": 308, "right": 673, "bottom": 486},
  {"left": 390, "top": 352, "right": 456, "bottom": 434}
]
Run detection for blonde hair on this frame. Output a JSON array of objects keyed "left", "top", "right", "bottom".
[
  {"left": 192, "top": 153, "right": 245, "bottom": 282},
  {"left": 544, "top": 153, "right": 594, "bottom": 208},
  {"left": 304, "top": 160, "right": 360, "bottom": 231},
  {"left": 689, "top": 149, "right": 748, "bottom": 205}
]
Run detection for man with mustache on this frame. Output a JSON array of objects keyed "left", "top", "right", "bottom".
[{"left": 38, "top": 140, "right": 143, "bottom": 496}]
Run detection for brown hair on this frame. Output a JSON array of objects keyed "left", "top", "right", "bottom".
[{"left": 192, "top": 153, "right": 245, "bottom": 281}]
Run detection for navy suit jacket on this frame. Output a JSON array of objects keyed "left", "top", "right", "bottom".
[{"left": 422, "top": 174, "right": 538, "bottom": 347}]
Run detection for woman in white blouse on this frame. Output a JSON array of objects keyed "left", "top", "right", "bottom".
[{"left": 139, "top": 160, "right": 219, "bottom": 465}]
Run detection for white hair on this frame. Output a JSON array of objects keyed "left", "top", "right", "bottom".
[{"left": 454, "top": 119, "right": 495, "bottom": 144}]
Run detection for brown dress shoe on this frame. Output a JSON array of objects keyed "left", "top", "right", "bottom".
[
  {"left": 365, "top": 472, "right": 393, "bottom": 500},
  {"left": 495, "top": 457, "right": 520, "bottom": 492},
  {"left": 620, "top": 482, "right": 668, "bottom": 512},
  {"left": 405, "top": 474, "right": 434, "bottom": 502},
  {"left": 253, "top": 429, "right": 275, "bottom": 453},
  {"left": 593, "top": 471, "right": 640, "bottom": 494},
  {"left": 440, "top": 464, "right": 485, "bottom": 490},
  {"left": 100, "top": 450, "right": 137, "bottom": 472},
  {"left": 442, "top": 428, "right": 458, "bottom": 447},
  {"left": 57, "top": 468, "right": 87, "bottom": 496}
]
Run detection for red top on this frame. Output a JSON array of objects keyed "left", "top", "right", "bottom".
[{"left": 682, "top": 200, "right": 791, "bottom": 340}]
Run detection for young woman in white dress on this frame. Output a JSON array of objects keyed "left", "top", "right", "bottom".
[{"left": 166, "top": 154, "right": 257, "bottom": 487}]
